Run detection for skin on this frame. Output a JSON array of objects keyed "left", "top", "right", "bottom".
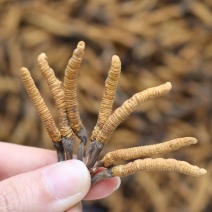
[{"left": 0, "top": 142, "right": 120, "bottom": 211}]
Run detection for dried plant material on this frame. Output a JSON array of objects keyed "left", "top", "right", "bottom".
[
  {"left": 92, "top": 158, "right": 207, "bottom": 184},
  {"left": 64, "top": 41, "right": 85, "bottom": 133},
  {"left": 91, "top": 55, "right": 121, "bottom": 140},
  {"left": 189, "top": 2, "right": 212, "bottom": 26},
  {"left": 20, "top": 67, "right": 64, "bottom": 161},
  {"left": 37, "top": 53, "right": 73, "bottom": 138},
  {"left": 20, "top": 67, "right": 61, "bottom": 142},
  {"left": 86, "top": 82, "right": 172, "bottom": 168},
  {"left": 2, "top": 1, "right": 212, "bottom": 210},
  {"left": 113, "top": 158, "right": 207, "bottom": 176},
  {"left": 37, "top": 53, "right": 74, "bottom": 159},
  {"left": 85, "top": 140, "right": 104, "bottom": 169},
  {"left": 64, "top": 41, "right": 88, "bottom": 160},
  {"left": 53, "top": 141, "right": 65, "bottom": 162},
  {"left": 97, "top": 82, "right": 172, "bottom": 144},
  {"left": 97, "top": 137, "right": 197, "bottom": 168},
  {"left": 19, "top": 40, "right": 207, "bottom": 210}
]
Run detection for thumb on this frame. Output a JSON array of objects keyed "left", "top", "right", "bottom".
[{"left": 0, "top": 159, "right": 91, "bottom": 212}]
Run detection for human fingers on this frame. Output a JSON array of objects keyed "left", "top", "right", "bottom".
[
  {"left": 0, "top": 160, "right": 90, "bottom": 212},
  {"left": 0, "top": 142, "right": 57, "bottom": 180},
  {"left": 84, "top": 177, "right": 121, "bottom": 200},
  {"left": 0, "top": 142, "right": 121, "bottom": 202}
]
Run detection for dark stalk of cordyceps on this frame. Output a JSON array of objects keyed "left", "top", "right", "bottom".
[
  {"left": 38, "top": 53, "right": 75, "bottom": 160},
  {"left": 20, "top": 67, "right": 65, "bottom": 162},
  {"left": 64, "top": 41, "right": 88, "bottom": 161},
  {"left": 86, "top": 82, "right": 172, "bottom": 169},
  {"left": 53, "top": 142, "right": 65, "bottom": 162}
]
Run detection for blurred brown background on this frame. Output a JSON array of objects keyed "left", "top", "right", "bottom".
[{"left": 0, "top": 0, "right": 212, "bottom": 211}]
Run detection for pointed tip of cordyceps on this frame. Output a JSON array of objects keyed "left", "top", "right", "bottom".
[
  {"left": 186, "top": 137, "right": 198, "bottom": 144},
  {"left": 112, "top": 55, "right": 120, "bottom": 61},
  {"left": 165, "top": 82, "right": 172, "bottom": 90},
  {"left": 20, "top": 67, "right": 29, "bottom": 75},
  {"left": 112, "top": 55, "right": 121, "bottom": 68},
  {"left": 20, "top": 67, "right": 31, "bottom": 79},
  {"left": 157, "top": 82, "right": 172, "bottom": 95},
  {"left": 38, "top": 53, "right": 47, "bottom": 61},
  {"left": 20, "top": 67, "right": 26, "bottom": 72},
  {"left": 200, "top": 168, "right": 207, "bottom": 175},
  {"left": 77, "top": 41, "right": 85, "bottom": 49}
]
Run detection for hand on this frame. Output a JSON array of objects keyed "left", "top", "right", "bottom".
[{"left": 0, "top": 142, "right": 120, "bottom": 212}]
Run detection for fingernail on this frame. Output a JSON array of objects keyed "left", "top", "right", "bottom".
[
  {"left": 45, "top": 160, "right": 89, "bottom": 199},
  {"left": 114, "top": 177, "right": 121, "bottom": 191}
]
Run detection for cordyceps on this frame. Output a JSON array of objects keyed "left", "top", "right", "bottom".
[{"left": 20, "top": 41, "right": 207, "bottom": 187}]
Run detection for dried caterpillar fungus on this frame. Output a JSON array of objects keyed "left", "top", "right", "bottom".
[
  {"left": 92, "top": 158, "right": 207, "bottom": 184},
  {"left": 38, "top": 54, "right": 74, "bottom": 159},
  {"left": 37, "top": 53, "right": 73, "bottom": 138},
  {"left": 20, "top": 67, "right": 61, "bottom": 143},
  {"left": 96, "top": 82, "right": 172, "bottom": 144},
  {"left": 64, "top": 41, "right": 87, "bottom": 160},
  {"left": 64, "top": 41, "right": 86, "bottom": 135},
  {"left": 91, "top": 55, "right": 121, "bottom": 141},
  {"left": 20, "top": 40, "right": 207, "bottom": 188},
  {"left": 98, "top": 137, "right": 197, "bottom": 168},
  {"left": 85, "top": 82, "right": 172, "bottom": 168},
  {"left": 20, "top": 68, "right": 64, "bottom": 161}
]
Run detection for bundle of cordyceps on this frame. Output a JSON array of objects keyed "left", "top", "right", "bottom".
[{"left": 20, "top": 41, "right": 206, "bottom": 185}]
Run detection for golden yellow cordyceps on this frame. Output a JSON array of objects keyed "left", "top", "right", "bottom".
[
  {"left": 20, "top": 67, "right": 64, "bottom": 161},
  {"left": 37, "top": 53, "right": 74, "bottom": 159},
  {"left": 97, "top": 137, "right": 197, "bottom": 168},
  {"left": 92, "top": 158, "right": 207, "bottom": 184},
  {"left": 64, "top": 41, "right": 87, "bottom": 160},
  {"left": 91, "top": 55, "right": 121, "bottom": 141},
  {"left": 20, "top": 41, "right": 207, "bottom": 187},
  {"left": 86, "top": 82, "right": 172, "bottom": 168}
]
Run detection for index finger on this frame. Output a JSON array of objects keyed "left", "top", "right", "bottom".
[{"left": 0, "top": 142, "right": 57, "bottom": 180}]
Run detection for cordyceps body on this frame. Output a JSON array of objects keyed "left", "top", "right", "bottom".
[
  {"left": 112, "top": 158, "right": 206, "bottom": 177},
  {"left": 97, "top": 82, "right": 172, "bottom": 144},
  {"left": 92, "top": 158, "right": 207, "bottom": 184},
  {"left": 91, "top": 55, "right": 121, "bottom": 141},
  {"left": 86, "top": 55, "right": 121, "bottom": 168},
  {"left": 20, "top": 40, "right": 207, "bottom": 189},
  {"left": 64, "top": 41, "right": 87, "bottom": 160},
  {"left": 98, "top": 137, "right": 197, "bottom": 168},
  {"left": 86, "top": 82, "right": 172, "bottom": 169},
  {"left": 20, "top": 67, "right": 64, "bottom": 161},
  {"left": 38, "top": 53, "right": 74, "bottom": 159}
]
